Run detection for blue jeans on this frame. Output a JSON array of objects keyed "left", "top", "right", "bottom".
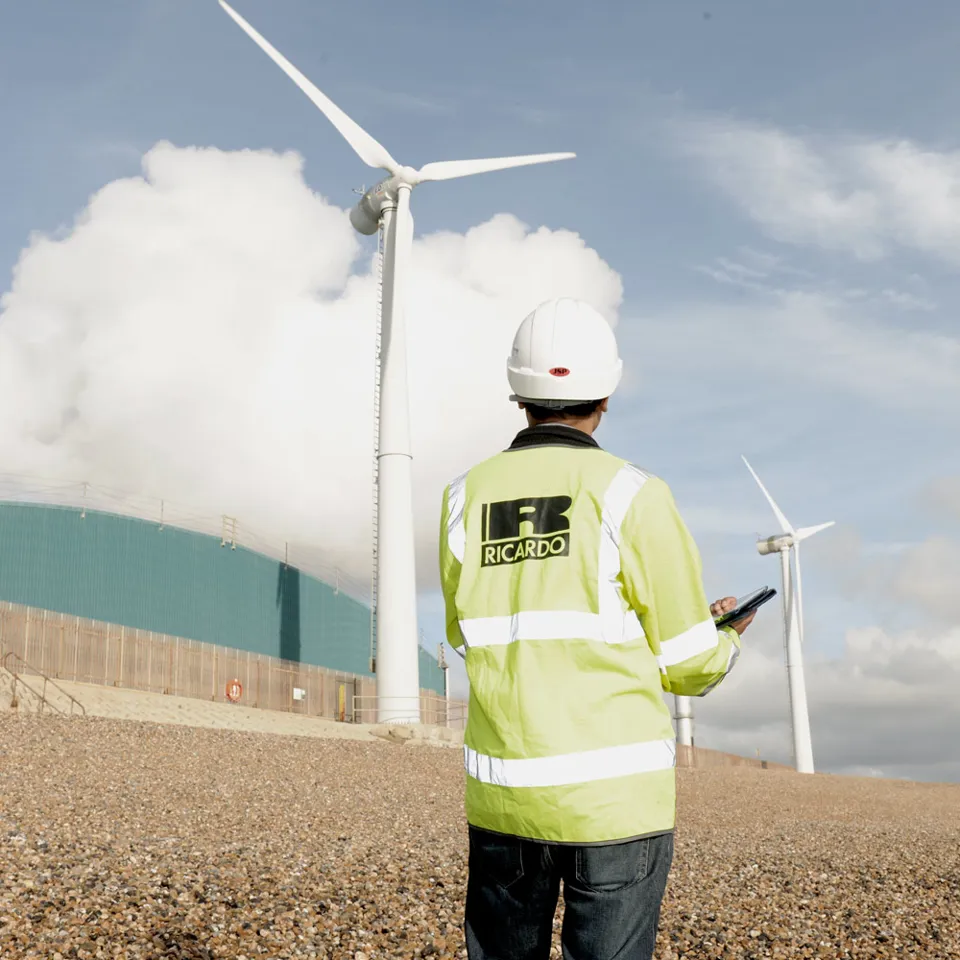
[{"left": 465, "top": 827, "right": 674, "bottom": 960}]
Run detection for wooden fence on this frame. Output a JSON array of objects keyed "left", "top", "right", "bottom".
[{"left": 0, "top": 601, "right": 465, "bottom": 727}]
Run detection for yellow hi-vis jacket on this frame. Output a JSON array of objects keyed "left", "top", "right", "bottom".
[{"left": 439, "top": 424, "right": 741, "bottom": 845}]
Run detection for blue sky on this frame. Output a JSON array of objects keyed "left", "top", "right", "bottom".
[{"left": 2, "top": 0, "right": 959, "bottom": 780}]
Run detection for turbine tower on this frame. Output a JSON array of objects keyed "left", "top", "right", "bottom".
[
  {"left": 218, "top": 2, "right": 575, "bottom": 724},
  {"left": 674, "top": 695, "right": 694, "bottom": 749},
  {"left": 742, "top": 455, "right": 833, "bottom": 774}
]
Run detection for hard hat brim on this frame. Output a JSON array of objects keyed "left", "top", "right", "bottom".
[{"left": 509, "top": 394, "right": 600, "bottom": 409}]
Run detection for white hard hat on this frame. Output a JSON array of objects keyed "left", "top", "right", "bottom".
[{"left": 507, "top": 298, "right": 622, "bottom": 407}]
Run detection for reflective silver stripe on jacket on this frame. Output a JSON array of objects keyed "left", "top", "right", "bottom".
[
  {"left": 446, "top": 471, "right": 469, "bottom": 564},
  {"left": 450, "top": 463, "right": 649, "bottom": 649},
  {"left": 445, "top": 464, "right": 724, "bottom": 667},
  {"left": 464, "top": 737, "right": 676, "bottom": 789}
]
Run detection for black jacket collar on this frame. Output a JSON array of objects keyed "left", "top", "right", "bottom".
[{"left": 508, "top": 423, "right": 600, "bottom": 451}]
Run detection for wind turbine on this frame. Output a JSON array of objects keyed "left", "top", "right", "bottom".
[
  {"left": 218, "top": 1, "right": 575, "bottom": 724},
  {"left": 741, "top": 455, "right": 833, "bottom": 774}
]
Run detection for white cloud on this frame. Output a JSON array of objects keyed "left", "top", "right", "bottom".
[
  {"left": 892, "top": 536, "right": 960, "bottom": 623},
  {"left": 671, "top": 117, "right": 884, "bottom": 258},
  {"left": 672, "top": 114, "right": 960, "bottom": 267},
  {"left": 698, "top": 250, "right": 937, "bottom": 312},
  {"left": 815, "top": 513, "right": 960, "bottom": 628},
  {"left": 628, "top": 288, "right": 960, "bottom": 416},
  {"left": 877, "top": 287, "right": 937, "bottom": 312},
  {"left": 928, "top": 475, "right": 960, "bottom": 522},
  {"left": 696, "top": 619, "right": 960, "bottom": 781},
  {"left": 0, "top": 141, "right": 622, "bottom": 592},
  {"left": 337, "top": 82, "right": 456, "bottom": 117}
]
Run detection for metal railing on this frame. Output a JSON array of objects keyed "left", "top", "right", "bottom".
[{"left": 2, "top": 649, "right": 86, "bottom": 717}]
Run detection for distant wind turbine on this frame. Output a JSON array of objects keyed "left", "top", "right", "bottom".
[
  {"left": 218, "top": 1, "right": 575, "bottom": 724},
  {"left": 742, "top": 455, "right": 834, "bottom": 774}
]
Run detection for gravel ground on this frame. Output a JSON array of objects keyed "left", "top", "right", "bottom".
[{"left": 0, "top": 714, "right": 957, "bottom": 959}]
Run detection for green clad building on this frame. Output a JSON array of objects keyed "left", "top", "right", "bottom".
[{"left": 0, "top": 501, "right": 444, "bottom": 696}]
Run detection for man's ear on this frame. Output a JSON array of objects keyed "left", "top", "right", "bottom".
[{"left": 599, "top": 398, "right": 610, "bottom": 413}]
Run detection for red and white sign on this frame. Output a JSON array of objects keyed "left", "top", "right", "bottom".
[{"left": 225, "top": 678, "right": 243, "bottom": 702}]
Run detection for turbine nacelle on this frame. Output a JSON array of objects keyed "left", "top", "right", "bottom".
[
  {"left": 349, "top": 178, "right": 400, "bottom": 235},
  {"left": 756, "top": 533, "right": 793, "bottom": 555},
  {"left": 754, "top": 522, "right": 835, "bottom": 555}
]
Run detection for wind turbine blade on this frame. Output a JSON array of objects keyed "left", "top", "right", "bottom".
[
  {"left": 219, "top": 0, "right": 399, "bottom": 174},
  {"left": 795, "top": 521, "right": 835, "bottom": 541},
  {"left": 415, "top": 152, "right": 575, "bottom": 183},
  {"left": 741, "top": 455, "right": 795, "bottom": 535}
]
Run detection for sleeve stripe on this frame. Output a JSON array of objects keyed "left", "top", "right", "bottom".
[
  {"left": 657, "top": 618, "right": 721, "bottom": 669},
  {"left": 697, "top": 636, "right": 741, "bottom": 696},
  {"left": 445, "top": 471, "right": 469, "bottom": 564},
  {"left": 598, "top": 464, "right": 650, "bottom": 645}
]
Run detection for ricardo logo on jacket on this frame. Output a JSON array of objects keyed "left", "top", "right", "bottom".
[{"left": 480, "top": 495, "right": 572, "bottom": 566}]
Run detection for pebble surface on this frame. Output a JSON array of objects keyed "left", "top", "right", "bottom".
[{"left": 1, "top": 714, "right": 958, "bottom": 959}]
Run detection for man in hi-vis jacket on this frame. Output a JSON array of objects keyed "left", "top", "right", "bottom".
[{"left": 439, "top": 298, "right": 755, "bottom": 960}]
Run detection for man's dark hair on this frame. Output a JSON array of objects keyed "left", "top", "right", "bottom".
[{"left": 524, "top": 399, "right": 604, "bottom": 422}]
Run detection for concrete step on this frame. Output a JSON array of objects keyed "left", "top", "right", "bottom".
[{"left": 2, "top": 675, "right": 463, "bottom": 746}]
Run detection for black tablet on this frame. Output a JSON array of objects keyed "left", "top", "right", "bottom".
[{"left": 714, "top": 586, "right": 777, "bottom": 628}]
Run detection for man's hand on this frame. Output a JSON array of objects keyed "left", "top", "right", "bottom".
[{"left": 710, "top": 596, "right": 755, "bottom": 636}]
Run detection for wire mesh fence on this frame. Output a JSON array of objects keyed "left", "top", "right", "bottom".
[{"left": 0, "top": 601, "right": 466, "bottom": 727}]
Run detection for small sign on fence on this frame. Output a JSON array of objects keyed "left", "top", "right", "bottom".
[
  {"left": 225, "top": 678, "right": 242, "bottom": 702},
  {"left": 292, "top": 687, "right": 305, "bottom": 701}
]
